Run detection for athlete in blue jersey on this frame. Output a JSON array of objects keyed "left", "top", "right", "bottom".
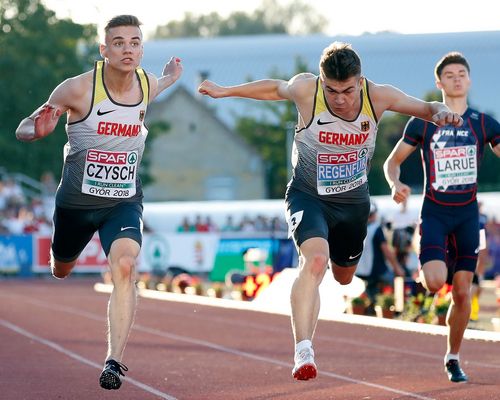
[
  {"left": 15, "top": 15, "right": 182, "bottom": 390},
  {"left": 384, "top": 52, "right": 500, "bottom": 382},
  {"left": 200, "top": 42, "right": 462, "bottom": 381}
]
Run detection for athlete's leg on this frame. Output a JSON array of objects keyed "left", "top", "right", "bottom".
[
  {"left": 291, "top": 237, "right": 329, "bottom": 344},
  {"left": 447, "top": 270, "right": 474, "bottom": 355},
  {"left": 50, "top": 206, "right": 95, "bottom": 279},
  {"left": 418, "top": 204, "right": 449, "bottom": 292},
  {"left": 105, "top": 237, "right": 140, "bottom": 362}
]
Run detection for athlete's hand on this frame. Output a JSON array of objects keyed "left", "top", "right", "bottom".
[
  {"left": 198, "top": 80, "right": 227, "bottom": 98},
  {"left": 162, "top": 56, "right": 182, "bottom": 82},
  {"left": 391, "top": 182, "right": 411, "bottom": 204},
  {"left": 34, "top": 104, "right": 62, "bottom": 138},
  {"left": 432, "top": 111, "right": 463, "bottom": 127}
]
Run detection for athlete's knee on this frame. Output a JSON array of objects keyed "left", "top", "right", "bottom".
[
  {"left": 51, "top": 257, "right": 74, "bottom": 279},
  {"left": 423, "top": 277, "right": 446, "bottom": 293},
  {"left": 112, "top": 255, "right": 137, "bottom": 282},
  {"left": 301, "top": 253, "right": 328, "bottom": 278},
  {"left": 420, "top": 263, "right": 447, "bottom": 292},
  {"left": 452, "top": 285, "right": 471, "bottom": 307},
  {"left": 333, "top": 266, "right": 355, "bottom": 285},
  {"left": 52, "top": 266, "right": 71, "bottom": 279}
]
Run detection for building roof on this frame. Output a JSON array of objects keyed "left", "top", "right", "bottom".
[{"left": 142, "top": 31, "right": 500, "bottom": 126}]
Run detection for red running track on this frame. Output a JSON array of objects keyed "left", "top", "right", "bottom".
[{"left": 1, "top": 277, "right": 499, "bottom": 400}]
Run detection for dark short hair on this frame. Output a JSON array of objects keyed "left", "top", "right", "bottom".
[
  {"left": 319, "top": 42, "right": 361, "bottom": 81},
  {"left": 104, "top": 15, "right": 142, "bottom": 34},
  {"left": 434, "top": 52, "right": 470, "bottom": 80}
]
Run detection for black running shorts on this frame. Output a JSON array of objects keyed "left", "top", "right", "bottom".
[
  {"left": 420, "top": 200, "right": 479, "bottom": 273},
  {"left": 285, "top": 187, "right": 370, "bottom": 267},
  {"left": 51, "top": 202, "right": 143, "bottom": 261}
]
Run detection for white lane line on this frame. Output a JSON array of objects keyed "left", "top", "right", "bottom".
[
  {"left": 132, "top": 323, "right": 436, "bottom": 400},
  {"left": 136, "top": 301, "right": 500, "bottom": 370},
  {"left": 8, "top": 295, "right": 434, "bottom": 400},
  {"left": 0, "top": 319, "right": 177, "bottom": 400},
  {"left": 10, "top": 293, "right": 500, "bottom": 370}
]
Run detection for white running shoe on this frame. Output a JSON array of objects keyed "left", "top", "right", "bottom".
[{"left": 292, "top": 346, "right": 317, "bottom": 380}]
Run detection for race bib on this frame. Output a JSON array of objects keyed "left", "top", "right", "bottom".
[
  {"left": 82, "top": 149, "right": 137, "bottom": 198},
  {"left": 316, "top": 149, "right": 367, "bottom": 195},
  {"left": 432, "top": 145, "right": 477, "bottom": 191}
]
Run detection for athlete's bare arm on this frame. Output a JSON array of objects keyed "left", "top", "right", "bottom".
[
  {"left": 383, "top": 139, "right": 416, "bottom": 204},
  {"left": 15, "top": 72, "right": 92, "bottom": 142},
  {"left": 198, "top": 78, "right": 291, "bottom": 101},
  {"left": 369, "top": 82, "right": 463, "bottom": 127},
  {"left": 198, "top": 73, "right": 317, "bottom": 126},
  {"left": 148, "top": 56, "right": 183, "bottom": 102}
]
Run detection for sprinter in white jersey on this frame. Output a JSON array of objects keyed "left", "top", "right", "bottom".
[
  {"left": 199, "top": 42, "right": 462, "bottom": 381},
  {"left": 15, "top": 15, "right": 182, "bottom": 390}
]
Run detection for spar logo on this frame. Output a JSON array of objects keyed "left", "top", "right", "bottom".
[
  {"left": 435, "top": 146, "right": 476, "bottom": 159},
  {"left": 87, "top": 150, "right": 128, "bottom": 164}
]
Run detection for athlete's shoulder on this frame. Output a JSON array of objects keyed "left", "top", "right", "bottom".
[
  {"left": 62, "top": 70, "right": 93, "bottom": 92},
  {"left": 288, "top": 73, "right": 317, "bottom": 98},
  {"left": 49, "top": 70, "right": 92, "bottom": 106}
]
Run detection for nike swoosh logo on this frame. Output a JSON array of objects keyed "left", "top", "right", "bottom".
[
  {"left": 97, "top": 108, "right": 116, "bottom": 116},
  {"left": 348, "top": 251, "right": 362, "bottom": 260},
  {"left": 120, "top": 226, "right": 138, "bottom": 231},
  {"left": 317, "top": 119, "right": 336, "bottom": 126}
]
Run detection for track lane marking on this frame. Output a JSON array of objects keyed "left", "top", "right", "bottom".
[
  {"left": 4, "top": 294, "right": 435, "bottom": 400},
  {"left": 0, "top": 319, "right": 177, "bottom": 400}
]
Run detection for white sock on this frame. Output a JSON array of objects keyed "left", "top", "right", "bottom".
[
  {"left": 445, "top": 353, "right": 459, "bottom": 364},
  {"left": 295, "top": 339, "right": 313, "bottom": 353}
]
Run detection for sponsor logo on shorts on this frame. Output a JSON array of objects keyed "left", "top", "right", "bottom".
[{"left": 120, "top": 226, "right": 138, "bottom": 231}]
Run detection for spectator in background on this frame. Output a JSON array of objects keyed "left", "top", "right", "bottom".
[
  {"left": 205, "top": 216, "right": 218, "bottom": 232},
  {"left": 355, "top": 202, "right": 405, "bottom": 315},
  {"left": 390, "top": 199, "right": 417, "bottom": 276},
  {"left": 194, "top": 215, "right": 209, "bottom": 232},
  {"left": 0, "top": 180, "right": 7, "bottom": 210},
  {"left": 3, "top": 178, "right": 25, "bottom": 208},
  {"left": 40, "top": 171, "right": 58, "bottom": 196},
  {"left": 221, "top": 215, "right": 239, "bottom": 232},
  {"left": 469, "top": 203, "right": 491, "bottom": 322},
  {"left": 177, "top": 216, "right": 195, "bottom": 232},
  {"left": 485, "top": 220, "right": 500, "bottom": 280}
]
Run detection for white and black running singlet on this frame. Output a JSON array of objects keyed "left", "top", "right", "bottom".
[
  {"left": 56, "top": 60, "right": 150, "bottom": 209},
  {"left": 288, "top": 77, "right": 378, "bottom": 204}
]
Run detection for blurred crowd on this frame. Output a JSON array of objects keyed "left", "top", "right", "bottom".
[
  {"left": 0, "top": 172, "right": 56, "bottom": 235},
  {"left": 176, "top": 214, "right": 288, "bottom": 233},
  {"left": 354, "top": 200, "right": 500, "bottom": 316}
]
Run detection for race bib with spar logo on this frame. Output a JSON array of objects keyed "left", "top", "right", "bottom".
[
  {"left": 82, "top": 149, "right": 137, "bottom": 198},
  {"left": 316, "top": 148, "right": 368, "bottom": 195},
  {"left": 432, "top": 145, "right": 477, "bottom": 191}
]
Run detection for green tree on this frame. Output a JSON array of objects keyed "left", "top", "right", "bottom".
[
  {"left": 153, "top": 0, "right": 327, "bottom": 38},
  {"left": 0, "top": 0, "right": 97, "bottom": 181}
]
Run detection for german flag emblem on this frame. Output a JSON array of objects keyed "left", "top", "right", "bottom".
[
  {"left": 139, "top": 110, "right": 145, "bottom": 121},
  {"left": 361, "top": 121, "right": 370, "bottom": 132}
]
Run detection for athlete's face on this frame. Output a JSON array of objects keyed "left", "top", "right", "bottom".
[
  {"left": 100, "top": 25, "right": 143, "bottom": 71},
  {"left": 436, "top": 63, "right": 470, "bottom": 98},
  {"left": 320, "top": 75, "right": 363, "bottom": 117}
]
